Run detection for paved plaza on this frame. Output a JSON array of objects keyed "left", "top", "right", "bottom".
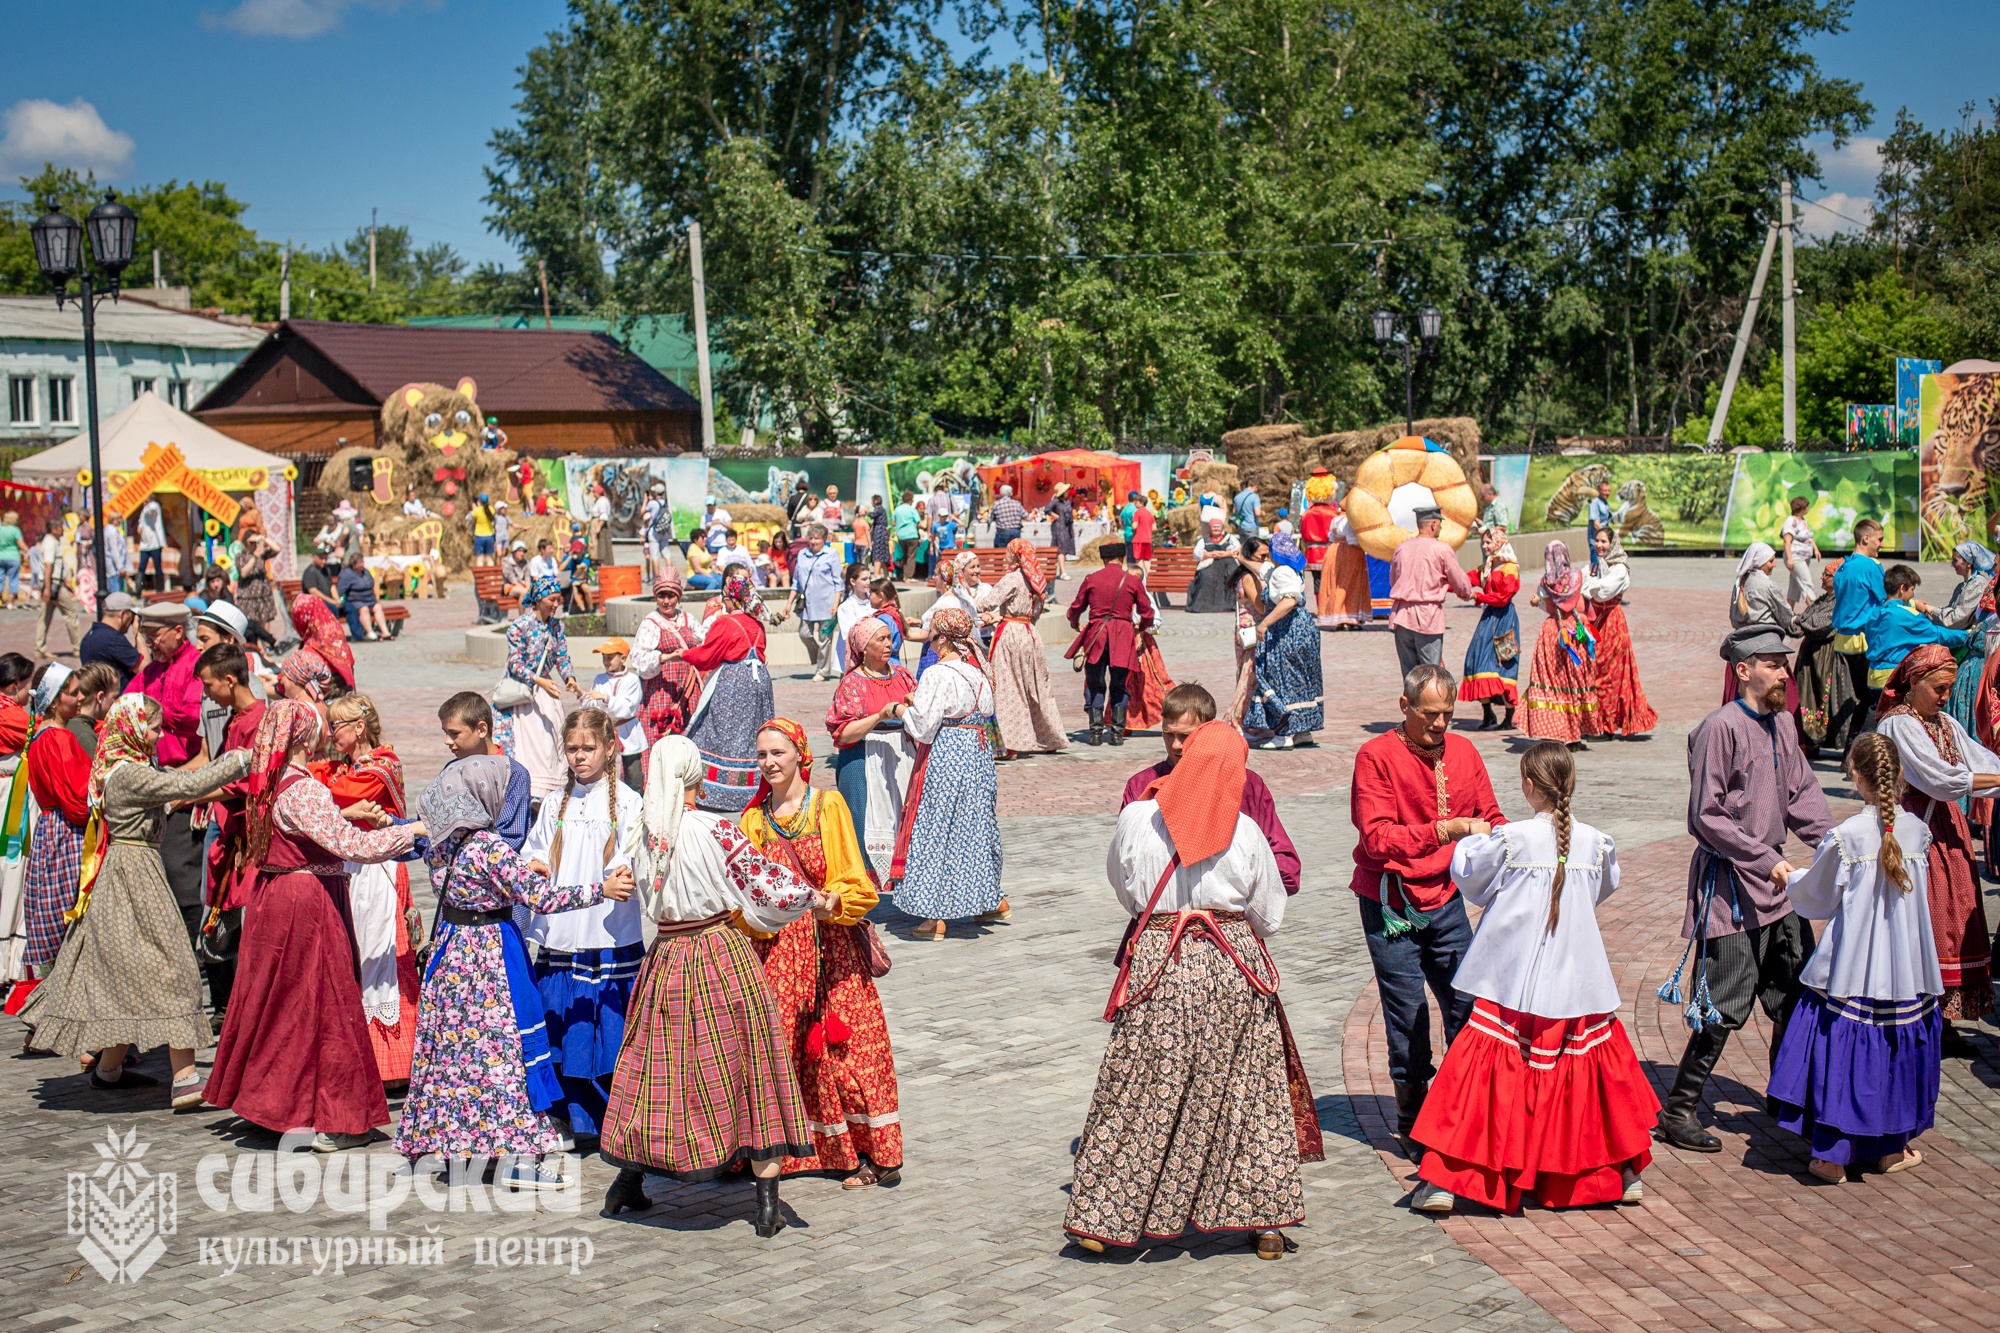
[{"left": 4, "top": 555, "right": 1999, "bottom": 1332}]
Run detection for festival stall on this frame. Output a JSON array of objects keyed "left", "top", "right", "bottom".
[
  {"left": 976, "top": 449, "right": 1141, "bottom": 512},
  {"left": 12, "top": 390, "right": 298, "bottom": 582}
]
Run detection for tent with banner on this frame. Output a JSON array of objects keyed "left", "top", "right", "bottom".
[
  {"left": 13, "top": 391, "right": 298, "bottom": 582},
  {"left": 975, "top": 449, "right": 1142, "bottom": 512}
]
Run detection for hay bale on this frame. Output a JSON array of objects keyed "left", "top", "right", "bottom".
[
  {"left": 1187, "top": 460, "right": 1239, "bottom": 504},
  {"left": 1219, "top": 424, "right": 1306, "bottom": 496},
  {"left": 1162, "top": 503, "right": 1204, "bottom": 544},
  {"left": 727, "top": 502, "right": 786, "bottom": 528}
]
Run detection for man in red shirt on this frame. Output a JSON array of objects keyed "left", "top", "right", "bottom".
[
  {"left": 1064, "top": 542, "right": 1154, "bottom": 746},
  {"left": 1120, "top": 682, "right": 1301, "bottom": 895},
  {"left": 1350, "top": 662, "right": 1505, "bottom": 1159},
  {"left": 1127, "top": 492, "right": 1156, "bottom": 576}
]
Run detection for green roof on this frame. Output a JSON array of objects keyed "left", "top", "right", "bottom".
[{"left": 407, "top": 314, "right": 734, "bottom": 389}]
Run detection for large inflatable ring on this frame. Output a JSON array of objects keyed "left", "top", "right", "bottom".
[{"left": 1341, "top": 436, "right": 1479, "bottom": 561}]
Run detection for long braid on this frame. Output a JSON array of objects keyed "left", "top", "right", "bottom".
[
  {"left": 547, "top": 776, "right": 575, "bottom": 874},
  {"left": 1548, "top": 786, "right": 1572, "bottom": 934},
  {"left": 603, "top": 766, "right": 619, "bottom": 866},
  {"left": 1855, "top": 732, "right": 1911, "bottom": 893},
  {"left": 1520, "top": 740, "right": 1577, "bottom": 935}
]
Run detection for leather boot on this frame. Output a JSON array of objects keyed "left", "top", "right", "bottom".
[
  {"left": 753, "top": 1175, "right": 785, "bottom": 1238},
  {"left": 1499, "top": 706, "right": 1516, "bottom": 730},
  {"left": 600, "top": 1168, "right": 651, "bottom": 1217},
  {"left": 1086, "top": 708, "right": 1103, "bottom": 746},
  {"left": 1392, "top": 1080, "right": 1429, "bottom": 1162},
  {"left": 1477, "top": 700, "right": 1497, "bottom": 731},
  {"left": 1107, "top": 703, "right": 1126, "bottom": 746},
  {"left": 1654, "top": 1026, "right": 1729, "bottom": 1152},
  {"left": 1765, "top": 1011, "right": 1790, "bottom": 1117}
]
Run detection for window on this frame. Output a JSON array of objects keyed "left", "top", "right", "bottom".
[
  {"left": 165, "top": 380, "right": 191, "bottom": 410},
  {"left": 131, "top": 377, "right": 155, "bottom": 401},
  {"left": 48, "top": 376, "right": 75, "bottom": 425},
  {"left": 7, "top": 377, "right": 34, "bottom": 425}
]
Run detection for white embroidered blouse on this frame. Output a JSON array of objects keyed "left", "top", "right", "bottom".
[
  {"left": 1449, "top": 813, "right": 1622, "bottom": 1018},
  {"left": 639, "top": 809, "right": 816, "bottom": 935},
  {"left": 522, "top": 775, "right": 644, "bottom": 951},
  {"left": 1787, "top": 808, "right": 1942, "bottom": 1002},
  {"left": 903, "top": 660, "right": 994, "bottom": 743}
]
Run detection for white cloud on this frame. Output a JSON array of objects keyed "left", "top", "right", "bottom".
[
  {"left": 0, "top": 98, "right": 135, "bottom": 177},
  {"left": 1808, "top": 134, "right": 1885, "bottom": 197},
  {"left": 1796, "top": 191, "right": 1873, "bottom": 240},
  {"left": 204, "top": 0, "right": 422, "bottom": 39}
]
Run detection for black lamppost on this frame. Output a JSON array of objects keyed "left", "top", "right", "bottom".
[
  {"left": 30, "top": 192, "right": 137, "bottom": 621},
  {"left": 1370, "top": 305, "right": 1443, "bottom": 437}
]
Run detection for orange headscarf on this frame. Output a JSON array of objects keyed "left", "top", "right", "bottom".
[
  {"left": 1144, "top": 719, "right": 1247, "bottom": 865},
  {"left": 1876, "top": 642, "right": 1959, "bottom": 717},
  {"left": 1007, "top": 537, "right": 1047, "bottom": 597},
  {"left": 749, "top": 716, "right": 814, "bottom": 812}
]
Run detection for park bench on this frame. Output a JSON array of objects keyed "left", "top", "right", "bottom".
[{"left": 1143, "top": 547, "right": 1197, "bottom": 606}]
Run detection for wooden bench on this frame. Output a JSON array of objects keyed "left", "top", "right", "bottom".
[
  {"left": 1142, "top": 547, "right": 1197, "bottom": 605},
  {"left": 473, "top": 566, "right": 521, "bottom": 622},
  {"left": 280, "top": 579, "right": 303, "bottom": 602},
  {"left": 971, "top": 546, "right": 1060, "bottom": 584}
]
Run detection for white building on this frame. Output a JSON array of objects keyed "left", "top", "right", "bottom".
[{"left": 0, "top": 295, "right": 265, "bottom": 451}]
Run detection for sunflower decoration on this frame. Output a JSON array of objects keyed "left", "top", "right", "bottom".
[{"left": 1341, "top": 436, "right": 1478, "bottom": 560}]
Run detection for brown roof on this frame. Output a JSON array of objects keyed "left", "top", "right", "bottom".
[{"left": 198, "top": 320, "right": 698, "bottom": 415}]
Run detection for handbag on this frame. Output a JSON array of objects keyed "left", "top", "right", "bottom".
[
  {"left": 761, "top": 802, "right": 893, "bottom": 979},
  {"left": 490, "top": 640, "right": 551, "bottom": 711},
  {"left": 196, "top": 905, "right": 242, "bottom": 965},
  {"left": 1493, "top": 627, "right": 1519, "bottom": 665}
]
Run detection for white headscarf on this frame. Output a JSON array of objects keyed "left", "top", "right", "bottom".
[
  {"left": 30, "top": 662, "right": 71, "bottom": 718},
  {"left": 638, "top": 735, "right": 706, "bottom": 888},
  {"left": 1735, "top": 541, "right": 1776, "bottom": 584}
]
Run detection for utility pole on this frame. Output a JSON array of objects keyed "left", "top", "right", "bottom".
[
  {"left": 152, "top": 247, "right": 161, "bottom": 289},
  {"left": 1705, "top": 220, "right": 1780, "bottom": 452},
  {"left": 368, "top": 207, "right": 377, "bottom": 291},
  {"left": 537, "top": 257, "right": 552, "bottom": 329},
  {"left": 279, "top": 245, "right": 291, "bottom": 321},
  {"left": 1780, "top": 179, "right": 1797, "bottom": 449},
  {"left": 687, "top": 221, "right": 716, "bottom": 457}
]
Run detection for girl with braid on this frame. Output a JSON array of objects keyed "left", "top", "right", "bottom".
[
  {"left": 1406, "top": 740, "right": 1659, "bottom": 1214},
  {"left": 523, "top": 708, "right": 643, "bottom": 1149},
  {"left": 1768, "top": 733, "right": 1943, "bottom": 1183}
]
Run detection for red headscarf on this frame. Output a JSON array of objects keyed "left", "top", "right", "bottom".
[
  {"left": 1143, "top": 720, "right": 1247, "bottom": 865},
  {"left": 1876, "top": 642, "right": 1960, "bottom": 718},
  {"left": 246, "top": 699, "right": 324, "bottom": 864},
  {"left": 1007, "top": 537, "right": 1047, "bottom": 598},
  {"left": 289, "top": 593, "right": 356, "bottom": 688},
  {"left": 749, "top": 716, "right": 814, "bottom": 812}
]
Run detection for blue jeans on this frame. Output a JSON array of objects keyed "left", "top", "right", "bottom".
[
  {"left": 685, "top": 573, "right": 722, "bottom": 590},
  {"left": 473, "top": 535, "right": 496, "bottom": 556},
  {"left": 993, "top": 527, "right": 1021, "bottom": 549},
  {"left": 0, "top": 558, "right": 18, "bottom": 596},
  {"left": 344, "top": 601, "right": 371, "bottom": 639},
  {"left": 139, "top": 547, "right": 163, "bottom": 589},
  {"left": 1358, "top": 891, "right": 1474, "bottom": 1085}
]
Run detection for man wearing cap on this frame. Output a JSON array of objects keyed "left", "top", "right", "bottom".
[
  {"left": 1388, "top": 505, "right": 1477, "bottom": 678},
  {"left": 301, "top": 545, "right": 339, "bottom": 612},
  {"left": 1654, "top": 622, "right": 1833, "bottom": 1154},
  {"left": 493, "top": 499, "right": 511, "bottom": 552},
  {"left": 192, "top": 601, "right": 269, "bottom": 752},
  {"left": 500, "top": 540, "right": 533, "bottom": 605},
  {"left": 127, "top": 602, "right": 217, "bottom": 1003},
  {"left": 82, "top": 591, "right": 143, "bottom": 688},
  {"left": 791, "top": 523, "right": 844, "bottom": 681},
  {"left": 1064, "top": 542, "right": 1154, "bottom": 745}
]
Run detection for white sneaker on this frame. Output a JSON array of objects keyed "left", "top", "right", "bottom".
[
  {"left": 1620, "top": 1169, "right": 1644, "bottom": 1204},
  {"left": 311, "top": 1131, "right": 373, "bottom": 1153},
  {"left": 1409, "top": 1181, "right": 1454, "bottom": 1213},
  {"left": 550, "top": 1120, "right": 576, "bottom": 1153}
]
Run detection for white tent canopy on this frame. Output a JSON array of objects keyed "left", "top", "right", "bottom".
[{"left": 12, "top": 390, "right": 288, "bottom": 487}]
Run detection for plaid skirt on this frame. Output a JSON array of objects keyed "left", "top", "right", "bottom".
[
  {"left": 22, "top": 811, "right": 84, "bottom": 973},
  {"left": 598, "top": 925, "right": 813, "bottom": 1182}
]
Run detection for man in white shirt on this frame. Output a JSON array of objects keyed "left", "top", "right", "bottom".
[
  {"left": 716, "top": 530, "right": 756, "bottom": 580},
  {"left": 137, "top": 497, "right": 166, "bottom": 592},
  {"left": 705, "top": 500, "right": 733, "bottom": 555}
]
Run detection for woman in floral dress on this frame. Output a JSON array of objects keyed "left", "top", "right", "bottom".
[
  {"left": 628, "top": 569, "right": 707, "bottom": 748},
  {"left": 1582, "top": 531, "right": 1656, "bottom": 737},
  {"left": 494, "top": 577, "right": 579, "bottom": 798},
  {"left": 889, "top": 610, "right": 1004, "bottom": 939},
  {"left": 280, "top": 593, "right": 355, "bottom": 704},
  {"left": 1243, "top": 542, "right": 1325, "bottom": 751},
  {"left": 394, "top": 754, "right": 632, "bottom": 1180},
  {"left": 741, "top": 719, "right": 904, "bottom": 1187},
  {"left": 1523, "top": 540, "right": 1598, "bottom": 748},
  {"left": 984, "top": 538, "right": 1066, "bottom": 756}
]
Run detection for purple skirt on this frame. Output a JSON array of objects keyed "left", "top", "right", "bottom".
[{"left": 1767, "top": 988, "right": 1941, "bottom": 1165}]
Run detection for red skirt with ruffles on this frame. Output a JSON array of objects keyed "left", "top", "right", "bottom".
[{"left": 1412, "top": 999, "right": 1659, "bottom": 1212}]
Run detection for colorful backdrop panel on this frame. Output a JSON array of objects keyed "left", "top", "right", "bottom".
[
  {"left": 1514, "top": 453, "right": 1734, "bottom": 548},
  {"left": 1919, "top": 372, "right": 2000, "bottom": 559},
  {"left": 1722, "top": 451, "right": 1917, "bottom": 553}
]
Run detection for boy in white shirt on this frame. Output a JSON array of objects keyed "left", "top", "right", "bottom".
[{"left": 585, "top": 637, "right": 647, "bottom": 789}]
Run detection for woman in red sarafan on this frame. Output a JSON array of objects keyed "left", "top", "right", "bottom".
[
  {"left": 629, "top": 570, "right": 707, "bottom": 751},
  {"left": 309, "top": 693, "right": 421, "bottom": 1089},
  {"left": 1522, "top": 540, "right": 1598, "bottom": 746},
  {"left": 738, "top": 719, "right": 903, "bottom": 1187},
  {"left": 1581, "top": 532, "right": 1656, "bottom": 737}
]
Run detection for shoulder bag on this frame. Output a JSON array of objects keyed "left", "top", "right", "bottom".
[
  {"left": 760, "top": 804, "right": 893, "bottom": 978},
  {"left": 490, "top": 639, "right": 551, "bottom": 712}
]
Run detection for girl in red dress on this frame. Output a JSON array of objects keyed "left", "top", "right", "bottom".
[{"left": 1582, "top": 531, "right": 1657, "bottom": 737}]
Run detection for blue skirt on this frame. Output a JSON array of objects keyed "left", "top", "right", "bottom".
[
  {"left": 1244, "top": 607, "right": 1324, "bottom": 737},
  {"left": 893, "top": 718, "right": 1003, "bottom": 921},
  {"left": 1461, "top": 602, "right": 1521, "bottom": 701},
  {"left": 1767, "top": 988, "right": 1941, "bottom": 1165},
  {"left": 533, "top": 942, "right": 643, "bottom": 1136}
]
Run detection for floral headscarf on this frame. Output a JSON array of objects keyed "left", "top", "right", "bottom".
[
  {"left": 751, "top": 716, "right": 815, "bottom": 812},
  {"left": 846, "top": 615, "right": 889, "bottom": 672},
  {"left": 89, "top": 694, "right": 157, "bottom": 807},
  {"left": 948, "top": 551, "right": 983, "bottom": 603},
  {"left": 527, "top": 575, "right": 563, "bottom": 608},
  {"left": 928, "top": 607, "right": 979, "bottom": 658},
  {"left": 1538, "top": 540, "right": 1580, "bottom": 606},
  {"left": 1007, "top": 537, "right": 1047, "bottom": 597},
  {"left": 246, "top": 699, "right": 324, "bottom": 864},
  {"left": 720, "top": 566, "right": 777, "bottom": 625},
  {"left": 289, "top": 593, "right": 356, "bottom": 688}
]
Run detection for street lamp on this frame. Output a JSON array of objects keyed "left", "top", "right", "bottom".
[
  {"left": 29, "top": 191, "right": 136, "bottom": 618},
  {"left": 1370, "top": 305, "right": 1444, "bottom": 437}
]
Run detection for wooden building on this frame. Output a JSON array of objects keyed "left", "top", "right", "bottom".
[{"left": 195, "top": 320, "right": 698, "bottom": 460}]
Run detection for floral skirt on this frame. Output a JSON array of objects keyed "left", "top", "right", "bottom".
[
  {"left": 1413, "top": 999, "right": 1658, "bottom": 1212},
  {"left": 1244, "top": 608, "right": 1324, "bottom": 738},
  {"left": 1769, "top": 989, "right": 1940, "bottom": 1165},
  {"left": 758, "top": 918, "right": 903, "bottom": 1173},
  {"left": 1586, "top": 599, "right": 1657, "bottom": 736},
  {"left": 1523, "top": 616, "right": 1597, "bottom": 743},
  {"left": 892, "top": 720, "right": 1003, "bottom": 922},
  {"left": 598, "top": 926, "right": 813, "bottom": 1182},
  {"left": 1064, "top": 918, "right": 1305, "bottom": 1246}
]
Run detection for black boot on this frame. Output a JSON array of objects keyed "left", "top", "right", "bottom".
[
  {"left": 600, "top": 1168, "right": 651, "bottom": 1217},
  {"left": 1106, "top": 703, "right": 1126, "bottom": 746},
  {"left": 1499, "top": 706, "right": 1515, "bottom": 730},
  {"left": 1392, "top": 1080, "right": 1428, "bottom": 1162},
  {"left": 1478, "top": 700, "right": 1497, "bottom": 731},
  {"left": 1086, "top": 708, "right": 1103, "bottom": 746},
  {"left": 1654, "top": 1026, "right": 1729, "bottom": 1152},
  {"left": 753, "top": 1175, "right": 785, "bottom": 1238}
]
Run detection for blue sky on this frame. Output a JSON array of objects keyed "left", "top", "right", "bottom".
[{"left": 0, "top": 0, "right": 1991, "bottom": 268}]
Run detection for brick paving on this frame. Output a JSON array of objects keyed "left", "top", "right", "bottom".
[{"left": 2, "top": 558, "right": 1998, "bottom": 1330}]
